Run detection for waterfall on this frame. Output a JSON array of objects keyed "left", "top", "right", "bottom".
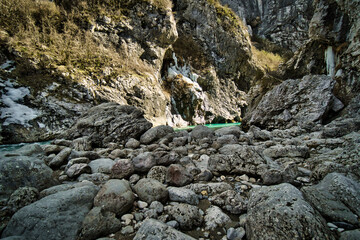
[{"left": 324, "top": 46, "right": 336, "bottom": 77}]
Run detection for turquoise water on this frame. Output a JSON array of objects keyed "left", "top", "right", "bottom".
[
  {"left": 174, "top": 122, "right": 241, "bottom": 131},
  {"left": 0, "top": 141, "right": 52, "bottom": 152}
]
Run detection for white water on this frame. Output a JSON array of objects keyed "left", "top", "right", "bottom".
[{"left": 324, "top": 46, "right": 336, "bottom": 77}]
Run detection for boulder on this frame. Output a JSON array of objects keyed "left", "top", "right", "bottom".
[
  {"left": 0, "top": 156, "right": 55, "bottom": 202},
  {"left": 214, "top": 126, "right": 242, "bottom": 138},
  {"left": 94, "top": 179, "right": 134, "bottom": 216},
  {"left": 190, "top": 125, "right": 214, "bottom": 141},
  {"left": 88, "top": 158, "right": 115, "bottom": 174},
  {"left": 140, "top": 125, "right": 174, "bottom": 144},
  {"left": 79, "top": 207, "right": 121, "bottom": 240},
  {"left": 7, "top": 187, "right": 39, "bottom": 212},
  {"left": 147, "top": 166, "right": 167, "bottom": 183},
  {"left": 125, "top": 138, "right": 141, "bottom": 149},
  {"left": 165, "top": 203, "right": 203, "bottom": 230},
  {"left": 1, "top": 183, "right": 99, "bottom": 240},
  {"left": 302, "top": 173, "right": 360, "bottom": 225},
  {"left": 339, "top": 230, "right": 360, "bottom": 240},
  {"left": 133, "top": 219, "right": 195, "bottom": 240},
  {"left": 62, "top": 103, "right": 152, "bottom": 147},
  {"left": 132, "top": 152, "right": 156, "bottom": 172},
  {"left": 48, "top": 147, "right": 72, "bottom": 168},
  {"left": 66, "top": 163, "right": 91, "bottom": 178},
  {"left": 246, "top": 183, "right": 335, "bottom": 240},
  {"left": 111, "top": 159, "right": 134, "bottom": 179},
  {"left": 245, "top": 75, "right": 336, "bottom": 130},
  {"left": 133, "top": 178, "right": 168, "bottom": 204},
  {"left": 166, "top": 164, "right": 193, "bottom": 187},
  {"left": 204, "top": 206, "right": 231, "bottom": 230},
  {"left": 168, "top": 187, "right": 199, "bottom": 205}
]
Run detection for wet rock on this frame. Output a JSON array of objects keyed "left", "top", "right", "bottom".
[
  {"left": 302, "top": 173, "right": 360, "bottom": 225},
  {"left": 133, "top": 219, "right": 195, "bottom": 240},
  {"left": 132, "top": 152, "right": 156, "bottom": 172},
  {"left": 147, "top": 166, "right": 167, "bottom": 183},
  {"left": 210, "top": 190, "right": 247, "bottom": 214},
  {"left": 140, "top": 125, "right": 174, "bottom": 145},
  {"left": 204, "top": 206, "right": 231, "bottom": 230},
  {"left": 168, "top": 187, "right": 199, "bottom": 205},
  {"left": 246, "top": 183, "right": 335, "bottom": 240},
  {"left": 49, "top": 147, "right": 72, "bottom": 168},
  {"left": 133, "top": 178, "right": 168, "bottom": 204},
  {"left": 88, "top": 158, "right": 115, "bottom": 174},
  {"left": 80, "top": 207, "right": 121, "bottom": 240},
  {"left": 2, "top": 184, "right": 99, "bottom": 240},
  {"left": 7, "top": 187, "right": 39, "bottom": 212},
  {"left": 94, "top": 179, "right": 134, "bottom": 216},
  {"left": 62, "top": 103, "right": 152, "bottom": 147},
  {"left": 166, "top": 164, "right": 193, "bottom": 187},
  {"left": 0, "top": 156, "right": 55, "bottom": 202},
  {"left": 165, "top": 203, "right": 203, "bottom": 230},
  {"left": 66, "top": 163, "right": 91, "bottom": 178},
  {"left": 111, "top": 159, "right": 134, "bottom": 179}
]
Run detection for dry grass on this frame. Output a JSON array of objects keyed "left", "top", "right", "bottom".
[{"left": 251, "top": 46, "right": 285, "bottom": 72}]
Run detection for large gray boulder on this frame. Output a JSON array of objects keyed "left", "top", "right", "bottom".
[
  {"left": 94, "top": 179, "right": 134, "bottom": 216},
  {"left": 1, "top": 183, "right": 99, "bottom": 240},
  {"left": 140, "top": 125, "right": 174, "bottom": 144},
  {"left": 133, "top": 219, "right": 195, "bottom": 240},
  {"left": 0, "top": 156, "right": 55, "bottom": 203},
  {"left": 245, "top": 75, "right": 337, "bottom": 130},
  {"left": 133, "top": 178, "right": 168, "bottom": 204},
  {"left": 62, "top": 103, "right": 152, "bottom": 147},
  {"left": 302, "top": 173, "right": 360, "bottom": 225},
  {"left": 246, "top": 183, "right": 335, "bottom": 240}
]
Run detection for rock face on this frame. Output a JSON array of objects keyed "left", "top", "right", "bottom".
[
  {"left": 133, "top": 219, "right": 195, "bottom": 240},
  {"left": 63, "top": 103, "right": 152, "bottom": 147},
  {"left": 245, "top": 75, "right": 338, "bottom": 129},
  {"left": 246, "top": 183, "right": 335, "bottom": 240},
  {"left": 1, "top": 183, "right": 99, "bottom": 240},
  {"left": 302, "top": 173, "right": 360, "bottom": 225},
  {"left": 221, "top": 0, "right": 314, "bottom": 51}
]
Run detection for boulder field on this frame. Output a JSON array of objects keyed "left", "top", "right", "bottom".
[{"left": 1, "top": 89, "right": 359, "bottom": 239}]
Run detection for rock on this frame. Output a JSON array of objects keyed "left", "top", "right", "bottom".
[
  {"left": 168, "top": 187, "right": 199, "bottom": 205},
  {"left": 140, "top": 125, "right": 174, "bottom": 144},
  {"left": 0, "top": 155, "right": 55, "bottom": 202},
  {"left": 66, "top": 163, "right": 91, "bottom": 178},
  {"left": 302, "top": 173, "right": 360, "bottom": 225},
  {"left": 132, "top": 152, "right": 156, "bottom": 172},
  {"left": 204, "top": 206, "right": 231, "bottom": 230},
  {"left": 147, "top": 166, "right": 167, "bottom": 183},
  {"left": 166, "top": 164, "right": 193, "bottom": 187},
  {"left": 246, "top": 183, "right": 335, "bottom": 240},
  {"left": 1, "top": 237, "right": 26, "bottom": 240},
  {"left": 195, "top": 170, "right": 213, "bottom": 181},
  {"left": 43, "top": 145, "right": 65, "bottom": 155},
  {"left": 166, "top": 220, "right": 179, "bottom": 229},
  {"left": 49, "top": 147, "right": 72, "bottom": 168},
  {"left": 80, "top": 207, "right": 121, "bottom": 240},
  {"left": 88, "top": 158, "right": 115, "bottom": 174},
  {"left": 153, "top": 151, "right": 180, "bottom": 166},
  {"left": 263, "top": 145, "right": 309, "bottom": 159},
  {"left": 149, "top": 201, "right": 164, "bottom": 214},
  {"left": 13, "top": 144, "right": 45, "bottom": 157},
  {"left": 209, "top": 145, "right": 268, "bottom": 176},
  {"left": 2, "top": 184, "right": 99, "bottom": 240},
  {"left": 39, "top": 182, "right": 92, "bottom": 198},
  {"left": 339, "top": 229, "right": 360, "bottom": 240},
  {"left": 133, "top": 178, "right": 168, "bottom": 204},
  {"left": 69, "top": 150, "right": 100, "bottom": 161},
  {"left": 215, "top": 126, "right": 242, "bottom": 138},
  {"left": 111, "top": 159, "right": 134, "bottom": 179},
  {"left": 210, "top": 190, "right": 247, "bottom": 214},
  {"left": 190, "top": 125, "right": 214, "bottom": 141},
  {"left": 245, "top": 75, "right": 336, "bottom": 130},
  {"left": 62, "top": 103, "right": 152, "bottom": 147},
  {"left": 137, "top": 201, "right": 148, "bottom": 209},
  {"left": 133, "top": 219, "right": 195, "bottom": 240},
  {"left": 125, "top": 138, "right": 141, "bottom": 149},
  {"left": 94, "top": 179, "right": 135, "bottom": 216},
  {"left": 249, "top": 126, "right": 271, "bottom": 141},
  {"left": 7, "top": 187, "right": 39, "bottom": 212},
  {"left": 227, "top": 227, "right": 246, "bottom": 240},
  {"left": 121, "top": 226, "right": 134, "bottom": 235},
  {"left": 172, "top": 136, "right": 188, "bottom": 147},
  {"left": 71, "top": 136, "right": 92, "bottom": 151},
  {"left": 166, "top": 203, "right": 203, "bottom": 230},
  {"left": 185, "top": 182, "right": 232, "bottom": 195},
  {"left": 78, "top": 173, "right": 110, "bottom": 184}
]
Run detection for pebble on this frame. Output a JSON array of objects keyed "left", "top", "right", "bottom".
[
  {"left": 149, "top": 201, "right": 164, "bottom": 214},
  {"left": 121, "top": 214, "right": 134, "bottom": 225},
  {"left": 327, "top": 222, "right": 338, "bottom": 229},
  {"left": 166, "top": 220, "right": 179, "bottom": 228},
  {"left": 121, "top": 225, "right": 134, "bottom": 234},
  {"left": 138, "top": 201, "right": 148, "bottom": 209}
]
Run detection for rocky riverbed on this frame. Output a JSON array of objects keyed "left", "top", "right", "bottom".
[{"left": 1, "top": 89, "right": 359, "bottom": 239}]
